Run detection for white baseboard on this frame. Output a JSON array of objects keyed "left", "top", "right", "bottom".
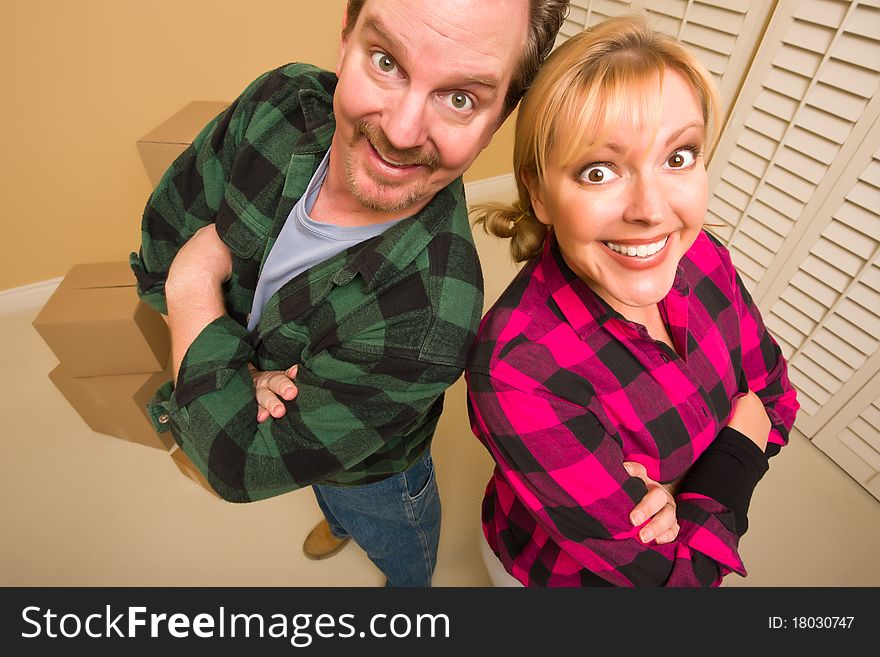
[
  {"left": 464, "top": 173, "right": 517, "bottom": 205},
  {"left": 0, "top": 277, "right": 62, "bottom": 315}
]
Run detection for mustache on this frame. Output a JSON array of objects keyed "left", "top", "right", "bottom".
[{"left": 354, "top": 121, "right": 440, "bottom": 170}]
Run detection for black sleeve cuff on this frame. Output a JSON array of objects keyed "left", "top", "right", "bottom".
[{"left": 677, "top": 427, "right": 770, "bottom": 536}]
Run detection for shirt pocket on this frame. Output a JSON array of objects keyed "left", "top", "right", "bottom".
[{"left": 215, "top": 193, "right": 269, "bottom": 260}]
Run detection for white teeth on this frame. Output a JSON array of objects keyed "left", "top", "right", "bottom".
[
  {"left": 374, "top": 147, "right": 407, "bottom": 167},
  {"left": 604, "top": 236, "right": 668, "bottom": 258},
  {"left": 380, "top": 153, "right": 406, "bottom": 166}
]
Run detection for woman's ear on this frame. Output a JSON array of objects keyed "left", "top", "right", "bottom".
[{"left": 521, "top": 169, "right": 552, "bottom": 226}]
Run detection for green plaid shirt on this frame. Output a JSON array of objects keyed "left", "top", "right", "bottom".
[{"left": 130, "top": 63, "right": 483, "bottom": 502}]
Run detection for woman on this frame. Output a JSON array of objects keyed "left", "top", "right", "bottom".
[{"left": 467, "top": 15, "right": 799, "bottom": 587}]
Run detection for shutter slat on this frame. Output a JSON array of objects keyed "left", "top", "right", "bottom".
[
  {"left": 721, "top": 162, "right": 760, "bottom": 195},
  {"left": 680, "top": 23, "right": 737, "bottom": 56},
  {"left": 764, "top": 168, "right": 812, "bottom": 206},
  {"left": 643, "top": 0, "right": 687, "bottom": 20},
  {"left": 732, "top": 230, "right": 774, "bottom": 267},
  {"left": 708, "top": 196, "right": 741, "bottom": 226},
  {"left": 797, "top": 105, "right": 855, "bottom": 145},
  {"left": 849, "top": 282, "right": 880, "bottom": 316},
  {"left": 791, "top": 270, "right": 838, "bottom": 309},
  {"left": 775, "top": 146, "right": 826, "bottom": 185},
  {"left": 850, "top": 416, "right": 880, "bottom": 456},
  {"left": 839, "top": 430, "right": 880, "bottom": 471},
  {"left": 795, "top": 351, "right": 844, "bottom": 395},
  {"left": 738, "top": 129, "right": 778, "bottom": 160},
  {"left": 756, "top": 182, "right": 804, "bottom": 221},
  {"left": 751, "top": 200, "right": 794, "bottom": 237},
  {"left": 716, "top": 179, "right": 751, "bottom": 212},
  {"left": 819, "top": 57, "right": 880, "bottom": 99},
  {"left": 688, "top": 3, "right": 743, "bottom": 37},
  {"left": 860, "top": 156, "right": 880, "bottom": 187},
  {"left": 822, "top": 219, "right": 876, "bottom": 260},
  {"left": 780, "top": 285, "right": 828, "bottom": 323},
  {"left": 844, "top": 4, "right": 880, "bottom": 41},
  {"left": 766, "top": 311, "right": 807, "bottom": 351},
  {"left": 846, "top": 178, "right": 880, "bottom": 213},
  {"left": 755, "top": 88, "right": 799, "bottom": 122},
  {"left": 814, "top": 326, "right": 868, "bottom": 370},
  {"left": 861, "top": 264, "right": 880, "bottom": 294},
  {"left": 742, "top": 217, "right": 785, "bottom": 252},
  {"left": 792, "top": 0, "right": 850, "bottom": 28},
  {"left": 728, "top": 247, "right": 763, "bottom": 285},
  {"left": 764, "top": 66, "right": 812, "bottom": 101},
  {"left": 801, "top": 341, "right": 852, "bottom": 381},
  {"left": 808, "top": 82, "right": 867, "bottom": 123},
  {"left": 833, "top": 198, "right": 880, "bottom": 241},
  {"left": 786, "top": 125, "right": 841, "bottom": 163},
  {"left": 803, "top": 254, "right": 851, "bottom": 293},
  {"left": 839, "top": 297, "right": 880, "bottom": 337},
  {"left": 744, "top": 109, "right": 788, "bottom": 141},
  {"left": 772, "top": 298, "right": 818, "bottom": 336},
  {"left": 834, "top": 33, "right": 880, "bottom": 73},
  {"left": 812, "top": 238, "right": 866, "bottom": 277},
  {"left": 697, "top": 0, "right": 750, "bottom": 12},
  {"left": 783, "top": 19, "right": 837, "bottom": 55},
  {"left": 789, "top": 363, "right": 832, "bottom": 407},
  {"left": 824, "top": 313, "right": 876, "bottom": 355}
]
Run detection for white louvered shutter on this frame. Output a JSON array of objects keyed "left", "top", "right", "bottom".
[
  {"left": 561, "top": 0, "right": 773, "bottom": 117},
  {"left": 705, "top": 0, "right": 880, "bottom": 500}
]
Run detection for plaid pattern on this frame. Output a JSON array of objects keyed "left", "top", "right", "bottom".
[
  {"left": 466, "top": 231, "right": 798, "bottom": 586},
  {"left": 130, "top": 64, "right": 483, "bottom": 502}
]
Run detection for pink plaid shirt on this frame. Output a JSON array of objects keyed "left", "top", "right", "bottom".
[{"left": 467, "top": 231, "right": 798, "bottom": 587}]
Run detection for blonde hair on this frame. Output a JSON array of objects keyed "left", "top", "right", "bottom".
[{"left": 472, "top": 13, "right": 722, "bottom": 263}]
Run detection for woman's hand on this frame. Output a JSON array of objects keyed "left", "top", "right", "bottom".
[
  {"left": 726, "top": 390, "right": 771, "bottom": 451},
  {"left": 623, "top": 461, "right": 679, "bottom": 544},
  {"left": 249, "top": 364, "right": 299, "bottom": 423}
]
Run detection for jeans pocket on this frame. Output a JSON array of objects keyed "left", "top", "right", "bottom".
[{"left": 404, "top": 454, "right": 435, "bottom": 501}]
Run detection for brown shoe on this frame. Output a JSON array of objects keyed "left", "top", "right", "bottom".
[{"left": 302, "top": 519, "right": 350, "bottom": 560}]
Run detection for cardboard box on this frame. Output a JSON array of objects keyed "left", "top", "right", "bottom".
[
  {"left": 49, "top": 363, "right": 176, "bottom": 451},
  {"left": 136, "top": 101, "right": 230, "bottom": 187},
  {"left": 169, "top": 446, "right": 220, "bottom": 498},
  {"left": 33, "top": 261, "right": 170, "bottom": 377}
]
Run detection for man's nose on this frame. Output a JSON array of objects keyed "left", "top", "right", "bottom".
[{"left": 380, "top": 90, "right": 429, "bottom": 151}]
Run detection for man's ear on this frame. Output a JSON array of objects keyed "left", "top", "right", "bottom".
[
  {"left": 336, "top": 24, "right": 350, "bottom": 76},
  {"left": 521, "top": 169, "right": 552, "bottom": 226}
]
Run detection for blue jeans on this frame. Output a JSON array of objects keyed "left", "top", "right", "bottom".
[{"left": 312, "top": 450, "right": 441, "bottom": 587}]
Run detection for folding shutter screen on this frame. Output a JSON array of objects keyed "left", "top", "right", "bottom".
[
  {"left": 561, "top": 0, "right": 773, "bottom": 119},
  {"left": 706, "top": 0, "right": 880, "bottom": 500}
]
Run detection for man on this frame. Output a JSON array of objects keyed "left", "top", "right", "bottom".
[{"left": 131, "top": 0, "right": 569, "bottom": 586}]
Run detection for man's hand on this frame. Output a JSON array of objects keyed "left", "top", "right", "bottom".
[
  {"left": 623, "top": 461, "right": 679, "bottom": 544},
  {"left": 250, "top": 364, "right": 300, "bottom": 423},
  {"left": 726, "top": 389, "right": 771, "bottom": 452}
]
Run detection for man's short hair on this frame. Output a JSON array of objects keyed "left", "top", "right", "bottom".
[{"left": 343, "top": 0, "right": 570, "bottom": 118}]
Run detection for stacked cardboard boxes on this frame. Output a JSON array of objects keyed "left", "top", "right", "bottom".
[
  {"left": 136, "top": 100, "right": 230, "bottom": 186},
  {"left": 33, "top": 261, "right": 174, "bottom": 449},
  {"left": 34, "top": 261, "right": 220, "bottom": 498}
]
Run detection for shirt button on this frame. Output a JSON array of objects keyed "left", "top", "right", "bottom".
[
  {"left": 700, "top": 406, "right": 709, "bottom": 417},
  {"left": 158, "top": 414, "right": 170, "bottom": 424},
  {"left": 661, "top": 353, "right": 670, "bottom": 363}
]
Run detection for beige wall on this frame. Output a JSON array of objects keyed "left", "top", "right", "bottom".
[{"left": 0, "top": 0, "right": 516, "bottom": 291}]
